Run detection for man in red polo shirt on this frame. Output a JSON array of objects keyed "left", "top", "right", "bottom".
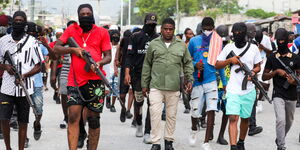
[{"left": 54, "top": 4, "right": 111, "bottom": 150}]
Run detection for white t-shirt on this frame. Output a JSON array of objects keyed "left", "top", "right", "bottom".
[
  {"left": 217, "top": 43, "right": 262, "bottom": 95},
  {"left": 257, "top": 35, "right": 273, "bottom": 82},
  {"left": 103, "top": 44, "right": 117, "bottom": 77},
  {"left": 165, "top": 42, "right": 171, "bottom": 48}
]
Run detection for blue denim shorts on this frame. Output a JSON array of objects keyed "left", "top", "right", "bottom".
[{"left": 31, "top": 87, "right": 44, "bottom": 116}]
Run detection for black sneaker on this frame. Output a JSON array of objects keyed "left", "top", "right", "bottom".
[
  {"left": 106, "top": 97, "right": 111, "bottom": 109},
  {"left": 110, "top": 105, "right": 116, "bottom": 112},
  {"left": 237, "top": 141, "right": 245, "bottom": 150},
  {"left": 10, "top": 121, "right": 18, "bottom": 130},
  {"left": 150, "top": 144, "right": 161, "bottom": 150},
  {"left": 77, "top": 132, "right": 87, "bottom": 148},
  {"left": 217, "top": 137, "right": 228, "bottom": 145},
  {"left": 24, "top": 138, "right": 29, "bottom": 148},
  {"left": 120, "top": 108, "right": 126, "bottom": 122},
  {"left": 131, "top": 119, "right": 137, "bottom": 128},
  {"left": 165, "top": 140, "right": 174, "bottom": 150},
  {"left": 183, "top": 109, "right": 190, "bottom": 114},
  {"left": 33, "top": 121, "right": 42, "bottom": 141},
  {"left": 126, "top": 110, "right": 133, "bottom": 119},
  {"left": 248, "top": 126, "right": 263, "bottom": 136}
]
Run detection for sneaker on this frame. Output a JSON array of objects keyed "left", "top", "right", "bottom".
[
  {"left": 143, "top": 133, "right": 152, "bottom": 144},
  {"left": 248, "top": 126, "right": 263, "bottom": 136},
  {"left": 106, "top": 98, "right": 111, "bottom": 109},
  {"left": 201, "top": 143, "right": 212, "bottom": 150},
  {"left": 120, "top": 108, "right": 126, "bottom": 122},
  {"left": 296, "top": 102, "right": 300, "bottom": 108},
  {"left": 24, "top": 138, "right": 29, "bottom": 148},
  {"left": 126, "top": 110, "right": 133, "bottom": 119},
  {"left": 189, "top": 130, "right": 198, "bottom": 146},
  {"left": 150, "top": 144, "right": 161, "bottom": 150},
  {"left": 10, "top": 121, "right": 18, "bottom": 130},
  {"left": 110, "top": 105, "right": 116, "bottom": 112},
  {"left": 131, "top": 120, "right": 137, "bottom": 128},
  {"left": 136, "top": 125, "right": 143, "bottom": 137},
  {"left": 33, "top": 121, "right": 42, "bottom": 141},
  {"left": 165, "top": 140, "right": 174, "bottom": 150},
  {"left": 60, "top": 120, "right": 67, "bottom": 129},
  {"left": 217, "top": 137, "right": 228, "bottom": 145},
  {"left": 237, "top": 141, "right": 245, "bottom": 150},
  {"left": 183, "top": 109, "right": 190, "bottom": 114},
  {"left": 77, "top": 132, "right": 87, "bottom": 148}
]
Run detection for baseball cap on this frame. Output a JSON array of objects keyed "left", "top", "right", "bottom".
[
  {"left": 0, "top": 15, "right": 8, "bottom": 26},
  {"left": 144, "top": 13, "right": 157, "bottom": 24}
]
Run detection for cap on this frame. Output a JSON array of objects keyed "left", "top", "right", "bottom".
[
  {"left": 0, "top": 15, "right": 8, "bottom": 26},
  {"left": 144, "top": 13, "right": 157, "bottom": 25}
]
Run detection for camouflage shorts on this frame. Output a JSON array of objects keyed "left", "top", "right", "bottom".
[{"left": 67, "top": 80, "right": 105, "bottom": 113}]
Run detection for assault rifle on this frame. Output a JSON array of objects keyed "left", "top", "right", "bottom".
[
  {"left": 67, "top": 37, "right": 126, "bottom": 111},
  {"left": 275, "top": 54, "right": 300, "bottom": 89},
  {"left": 227, "top": 51, "right": 272, "bottom": 104},
  {"left": 4, "top": 51, "right": 38, "bottom": 117},
  {"left": 180, "top": 72, "right": 190, "bottom": 107}
]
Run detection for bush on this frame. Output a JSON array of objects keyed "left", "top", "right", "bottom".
[{"left": 245, "top": 9, "right": 276, "bottom": 19}]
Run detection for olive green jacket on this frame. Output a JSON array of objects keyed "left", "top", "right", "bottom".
[{"left": 141, "top": 36, "right": 194, "bottom": 91}]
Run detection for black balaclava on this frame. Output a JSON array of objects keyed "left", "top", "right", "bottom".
[
  {"left": 255, "top": 30, "right": 263, "bottom": 44},
  {"left": 12, "top": 11, "right": 27, "bottom": 41},
  {"left": 275, "top": 28, "right": 289, "bottom": 55},
  {"left": 143, "top": 24, "right": 156, "bottom": 35},
  {"left": 77, "top": 4, "right": 95, "bottom": 32},
  {"left": 109, "top": 29, "right": 120, "bottom": 43},
  {"left": 26, "top": 22, "right": 38, "bottom": 38},
  {"left": 232, "top": 22, "right": 247, "bottom": 48}
]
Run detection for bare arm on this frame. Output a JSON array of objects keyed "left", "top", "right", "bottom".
[
  {"left": 54, "top": 39, "right": 83, "bottom": 57},
  {"left": 97, "top": 50, "right": 111, "bottom": 66},
  {"left": 23, "top": 63, "right": 41, "bottom": 78}
]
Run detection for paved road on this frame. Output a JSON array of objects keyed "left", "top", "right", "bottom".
[{"left": 1, "top": 87, "right": 300, "bottom": 150}]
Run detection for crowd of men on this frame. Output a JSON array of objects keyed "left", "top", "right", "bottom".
[{"left": 0, "top": 3, "right": 299, "bottom": 150}]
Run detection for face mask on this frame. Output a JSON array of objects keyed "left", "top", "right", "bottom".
[
  {"left": 143, "top": 24, "right": 156, "bottom": 35},
  {"left": 79, "top": 16, "right": 94, "bottom": 32},
  {"left": 276, "top": 40, "right": 289, "bottom": 55},
  {"left": 203, "top": 30, "right": 212, "bottom": 36},
  {"left": 112, "top": 36, "right": 120, "bottom": 43},
  {"left": 233, "top": 32, "right": 246, "bottom": 48},
  {"left": 12, "top": 22, "right": 26, "bottom": 40}
]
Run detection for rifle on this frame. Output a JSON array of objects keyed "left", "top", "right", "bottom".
[
  {"left": 4, "top": 51, "right": 38, "bottom": 117},
  {"left": 180, "top": 72, "right": 190, "bottom": 107},
  {"left": 227, "top": 51, "right": 272, "bottom": 104},
  {"left": 275, "top": 54, "right": 300, "bottom": 89},
  {"left": 67, "top": 37, "right": 126, "bottom": 111}
]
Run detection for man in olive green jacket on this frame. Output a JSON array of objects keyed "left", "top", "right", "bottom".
[{"left": 141, "top": 18, "right": 194, "bottom": 150}]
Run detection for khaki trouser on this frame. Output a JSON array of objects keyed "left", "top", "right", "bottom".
[{"left": 149, "top": 88, "right": 180, "bottom": 144}]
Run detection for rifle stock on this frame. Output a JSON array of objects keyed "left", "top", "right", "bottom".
[
  {"left": 67, "top": 37, "right": 126, "bottom": 111},
  {"left": 4, "top": 51, "right": 38, "bottom": 117}
]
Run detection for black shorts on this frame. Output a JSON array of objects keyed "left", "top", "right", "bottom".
[
  {"left": 67, "top": 80, "right": 105, "bottom": 113},
  {"left": 0, "top": 93, "right": 30, "bottom": 123},
  {"left": 119, "top": 67, "right": 129, "bottom": 94},
  {"left": 131, "top": 70, "right": 142, "bottom": 92}
]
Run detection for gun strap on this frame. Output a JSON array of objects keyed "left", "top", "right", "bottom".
[
  {"left": 238, "top": 42, "right": 251, "bottom": 57},
  {"left": 275, "top": 54, "right": 288, "bottom": 69},
  {"left": 11, "top": 35, "right": 30, "bottom": 56}
]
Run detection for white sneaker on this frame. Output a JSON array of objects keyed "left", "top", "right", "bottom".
[
  {"left": 143, "top": 133, "right": 152, "bottom": 144},
  {"left": 136, "top": 125, "right": 143, "bottom": 137},
  {"left": 202, "top": 143, "right": 212, "bottom": 150},
  {"left": 189, "top": 130, "right": 198, "bottom": 146}
]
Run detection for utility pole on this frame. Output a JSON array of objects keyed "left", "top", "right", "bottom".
[
  {"left": 176, "top": 0, "right": 179, "bottom": 33},
  {"left": 128, "top": 0, "right": 131, "bottom": 26},
  {"left": 120, "top": 0, "right": 123, "bottom": 30},
  {"left": 30, "top": 0, "right": 35, "bottom": 21}
]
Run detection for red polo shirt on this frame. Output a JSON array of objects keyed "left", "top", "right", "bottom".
[{"left": 59, "top": 23, "right": 111, "bottom": 87}]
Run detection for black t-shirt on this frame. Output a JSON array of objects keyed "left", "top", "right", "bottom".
[
  {"left": 119, "top": 37, "right": 130, "bottom": 67},
  {"left": 265, "top": 52, "right": 300, "bottom": 100}
]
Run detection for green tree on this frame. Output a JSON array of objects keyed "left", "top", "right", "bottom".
[
  {"left": 136, "top": 0, "right": 200, "bottom": 23},
  {"left": 245, "top": 9, "right": 276, "bottom": 19},
  {"left": 219, "top": 0, "right": 243, "bottom": 14}
]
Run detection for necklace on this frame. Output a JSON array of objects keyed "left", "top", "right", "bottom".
[{"left": 82, "top": 32, "right": 92, "bottom": 47}]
